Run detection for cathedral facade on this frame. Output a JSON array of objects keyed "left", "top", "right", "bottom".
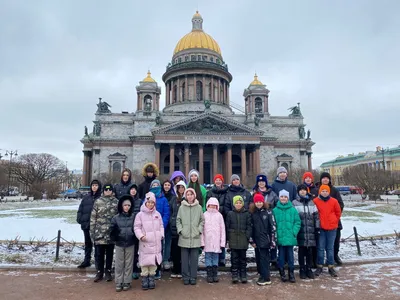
[{"left": 81, "top": 11, "right": 314, "bottom": 186}]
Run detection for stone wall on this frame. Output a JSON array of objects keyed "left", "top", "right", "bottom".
[
  {"left": 90, "top": 146, "right": 133, "bottom": 179},
  {"left": 132, "top": 144, "right": 156, "bottom": 174}
]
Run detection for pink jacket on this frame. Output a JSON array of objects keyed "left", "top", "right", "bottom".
[
  {"left": 201, "top": 198, "right": 226, "bottom": 253},
  {"left": 134, "top": 198, "right": 164, "bottom": 267}
]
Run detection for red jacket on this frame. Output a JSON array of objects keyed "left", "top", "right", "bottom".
[{"left": 313, "top": 196, "right": 341, "bottom": 230}]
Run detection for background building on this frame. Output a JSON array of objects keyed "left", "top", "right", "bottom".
[
  {"left": 320, "top": 146, "right": 400, "bottom": 185},
  {"left": 81, "top": 11, "right": 314, "bottom": 186}
]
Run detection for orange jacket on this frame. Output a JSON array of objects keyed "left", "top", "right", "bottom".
[{"left": 313, "top": 196, "right": 342, "bottom": 230}]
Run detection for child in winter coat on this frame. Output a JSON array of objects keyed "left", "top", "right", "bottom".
[
  {"left": 90, "top": 183, "right": 119, "bottom": 283},
  {"left": 176, "top": 188, "right": 204, "bottom": 285},
  {"left": 201, "top": 197, "right": 226, "bottom": 283},
  {"left": 169, "top": 181, "right": 186, "bottom": 278},
  {"left": 293, "top": 184, "right": 320, "bottom": 280},
  {"left": 110, "top": 195, "right": 136, "bottom": 292},
  {"left": 226, "top": 195, "right": 252, "bottom": 284},
  {"left": 273, "top": 189, "right": 301, "bottom": 283},
  {"left": 249, "top": 193, "right": 276, "bottom": 286},
  {"left": 313, "top": 184, "right": 342, "bottom": 277},
  {"left": 134, "top": 192, "right": 164, "bottom": 290},
  {"left": 128, "top": 183, "right": 141, "bottom": 280}
]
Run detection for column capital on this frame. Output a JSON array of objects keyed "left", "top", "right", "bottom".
[
  {"left": 254, "top": 144, "right": 260, "bottom": 150},
  {"left": 184, "top": 143, "right": 190, "bottom": 149},
  {"left": 241, "top": 144, "right": 247, "bottom": 150},
  {"left": 198, "top": 143, "right": 204, "bottom": 148},
  {"left": 169, "top": 143, "right": 176, "bottom": 147},
  {"left": 213, "top": 144, "right": 219, "bottom": 149},
  {"left": 155, "top": 143, "right": 161, "bottom": 149},
  {"left": 226, "top": 144, "right": 233, "bottom": 150}
]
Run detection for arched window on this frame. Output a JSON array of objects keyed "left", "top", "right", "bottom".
[
  {"left": 255, "top": 97, "right": 263, "bottom": 113},
  {"left": 181, "top": 82, "right": 185, "bottom": 102},
  {"left": 196, "top": 81, "right": 203, "bottom": 101},
  {"left": 113, "top": 162, "right": 122, "bottom": 173},
  {"left": 143, "top": 95, "right": 152, "bottom": 111},
  {"left": 173, "top": 85, "right": 177, "bottom": 103}
]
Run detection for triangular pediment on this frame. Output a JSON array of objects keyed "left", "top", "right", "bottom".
[{"left": 152, "top": 112, "right": 263, "bottom": 135}]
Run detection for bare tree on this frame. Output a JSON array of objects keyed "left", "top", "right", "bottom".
[
  {"left": 0, "top": 163, "right": 7, "bottom": 190},
  {"left": 342, "top": 165, "right": 391, "bottom": 198},
  {"left": 12, "top": 153, "right": 66, "bottom": 187}
]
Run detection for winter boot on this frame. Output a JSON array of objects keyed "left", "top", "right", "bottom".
[
  {"left": 279, "top": 268, "right": 287, "bottom": 282},
  {"left": 314, "top": 266, "right": 323, "bottom": 277},
  {"left": 77, "top": 260, "right": 91, "bottom": 269},
  {"left": 104, "top": 269, "right": 112, "bottom": 282},
  {"left": 334, "top": 255, "right": 343, "bottom": 266},
  {"left": 288, "top": 268, "right": 296, "bottom": 283},
  {"left": 122, "top": 283, "right": 131, "bottom": 291},
  {"left": 306, "top": 267, "right": 315, "bottom": 279},
  {"left": 231, "top": 269, "right": 239, "bottom": 284},
  {"left": 94, "top": 271, "right": 103, "bottom": 282},
  {"left": 240, "top": 268, "right": 248, "bottom": 283},
  {"left": 212, "top": 265, "right": 219, "bottom": 283},
  {"left": 328, "top": 266, "right": 338, "bottom": 277},
  {"left": 299, "top": 266, "right": 307, "bottom": 279},
  {"left": 148, "top": 275, "right": 156, "bottom": 289},
  {"left": 115, "top": 284, "right": 122, "bottom": 292},
  {"left": 141, "top": 276, "right": 149, "bottom": 290},
  {"left": 206, "top": 266, "right": 213, "bottom": 283}
]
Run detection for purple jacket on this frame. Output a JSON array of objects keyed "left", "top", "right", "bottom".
[
  {"left": 134, "top": 200, "right": 164, "bottom": 267},
  {"left": 201, "top": 198, "right": 226, "bottom": 253},
  {"left": 170, "top": 171, "right": 187, "bottom": 195}
]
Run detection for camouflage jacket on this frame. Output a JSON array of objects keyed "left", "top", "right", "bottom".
[{"left": 90, "top": 195, "right": 119, "bottom": 245}]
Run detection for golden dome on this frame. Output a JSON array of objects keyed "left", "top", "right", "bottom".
[
  {"left": 142, "top": 71, "right": 156, "bottom": 83},
  {"left": 250, "top": 73, "right": 263, "bottom": 86},
  {"left": 173, "top": 11, "right": 222, "bottom": 55}
]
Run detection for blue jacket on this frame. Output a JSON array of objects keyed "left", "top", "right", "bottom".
[
  {"left": 141, "top": 194, "right": 170, "bottom": 229},
  {"left": 271, "top": 178, "right": 297, "bottom": 202}
]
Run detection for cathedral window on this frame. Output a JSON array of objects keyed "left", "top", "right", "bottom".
[
  {"left": 178, "top": 57, "right": 182, "bottom": 63},
  {"left": 203, "top": 55, "right": 207, "bottom": 61},
  {"left": 113, "top": 162, "right": 122, "bottom": 173},
  {"left": 216, "top": 58, "right": 220, "bottom": 64},
  {"left": 143, "top": 95, "right": 152, "bottom": 111},
  {"left": 182, "top": 82, "right": 185, "bottom": 101},
  {"left": 210, "top": 57, "right": 214, "bottom": 62},
  {"left": 185, "top": 56, "right": 189, "bottom": 62},
  {"left": 198, "top": 55, "right": 201, "bottom": 61},
  {"left": 208, "top": 82, "right": 212, "bottom": 100},
  {"left": 255, "top": 97, "right": 263, "bottom": 114},
  {"left": 191, "top": 55, "right": 196, "bottom": 61},
  {"left": 196, "top": 81, "right": 203, "bottom": 101},
  {"left": 173, "top": 85, "right": 177, "bottom": 103}
]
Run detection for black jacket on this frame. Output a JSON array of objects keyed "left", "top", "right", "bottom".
[
  {"left": 169, "top": 196, "right": 181, "bottom": 238},
  {"left": 226, "top": 208, "right": 252, "bottom": 250},
  {"left": 293, "top": 196, "right": 320, "bottom": 247},
  {"left": 251, "top": 208, "right": 276, "bottom": 249},
  {"left": 206, "top": 184, "right": 229, "bottom": 216},
  {"left": 76, "top": 180, "right": 102, "bottom": 230},
  {"left": 113, "top": 181, "right": 132, "bottom": 200},
  {"left": 110, "top": 196, "right": 136, "bottom": 247},
  {"left": 224, "top": 184, "right": 253, "bottom": 216},
  {"left": 138, "top": 176, "right": 156, "bottom": 200}
]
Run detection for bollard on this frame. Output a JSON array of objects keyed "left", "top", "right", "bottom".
[
  {"left": 353, "top": 226, "right": 361, "bottom": 256},
  {"left": 55, "top": 230, "right": 61, "bottom": 261}
]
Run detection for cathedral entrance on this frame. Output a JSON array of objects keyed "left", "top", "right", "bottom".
[{"left": 196, "top": 160, "right": 211, "bottom": 184}]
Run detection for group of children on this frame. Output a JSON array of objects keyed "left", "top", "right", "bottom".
[{"left": 77, "top": 163, "right": 343, "bottom": 292}]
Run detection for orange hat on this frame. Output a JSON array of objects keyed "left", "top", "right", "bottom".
[
  {"left": 302, "top": 172, "right": 314, "bottom": 181},
  {"left": 319, "top": 184, "right": 331, "bottom": 194}
]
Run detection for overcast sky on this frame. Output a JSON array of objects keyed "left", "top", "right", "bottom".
[{"left": 1, "top": 0, "right": 399, "bottom": 171}]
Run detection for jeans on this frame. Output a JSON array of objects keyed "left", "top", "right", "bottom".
[
  {"left": 270, "top": 247, "right": 277, "bottom": 263},
  {"left": 256, "top": 248, "right": 271, "bottom": 280},
  {"left": 298, "top": 246, "right": 314, "bottom": 267},
  {"left": 171, "top": 237, "right": 181, "bottom": 274},
  {"left": 205, "top": 252, "right": 219, "bottom": 267},
  {"left": 95, "top": 244, "right": 115, "bottom": 274},
  {"left": 163, "top": 227, "right": 172, "bottom": 263},
  {"left": 318, "top": 229, "right": 337, "bottom": 266},
  {"left": 278, "top": 246, "right": 294, "bottom": 269}
]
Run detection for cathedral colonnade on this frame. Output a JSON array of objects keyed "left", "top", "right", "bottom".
[{"left": 155, "top": 142, "right": 260, "bottom": 186}]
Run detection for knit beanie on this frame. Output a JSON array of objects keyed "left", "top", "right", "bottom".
[
  {"left": 320, "top": 172, "right": 331, "bottom": 182},
  {"left": 279, "top": 189, "right": 290, "bottom": 198},
  {"left": 253, "top": 193, "right": 265, "bottom": 204},
  {"left": 297, "top": 184, "right": 308, "bottom": 194},
  {"left": 213, "top": 174, "right": 224, "bottom": 183},
  {"left": 233, "top": 195, "right": 243, "bottom": 205},
  {"left": 319, "top": 184, "right": 331, "bottom": 194},
  {"left": 150, "top": 179, "right": 161, "bottom": 188},
  {"left": 277, "top": 166, "right": 288, "bottom": 175},
  {"left": 230, "top": 174, "right": 240, "bottom": 182},
  {"left": 188, "top": 169, "right": 200, "bottom": 180},
  {"left": 302, "top": 172, "right": 314, "bottom": 181},
  {"left": 145, "top": 192, "right": 156, "bottom": 203}
]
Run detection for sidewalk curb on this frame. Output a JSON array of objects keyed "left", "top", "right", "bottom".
[{"left": 1, "top": 257, "right": 399, "bottom": 273}]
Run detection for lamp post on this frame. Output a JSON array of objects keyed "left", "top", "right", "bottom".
[
  {"left": 376, "top": 146, "right": 387, "bottom": 171},
  {"left": 5, "top": 150, "right": 18, "bottom": 196}
]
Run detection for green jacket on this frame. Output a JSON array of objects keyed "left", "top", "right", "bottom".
[
  {"left": 90, "top": 195, "right": 119, "bottom": 245},
  {"left": 176, "top": 199, "right": 205, "bottom": 248},
  {"left": 273, "top": 200, "right": 301, "bottom": 246}
]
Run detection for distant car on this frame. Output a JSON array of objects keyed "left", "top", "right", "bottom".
[{"left": 64, "top": 189, "right": 80, "bottom": 199}]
